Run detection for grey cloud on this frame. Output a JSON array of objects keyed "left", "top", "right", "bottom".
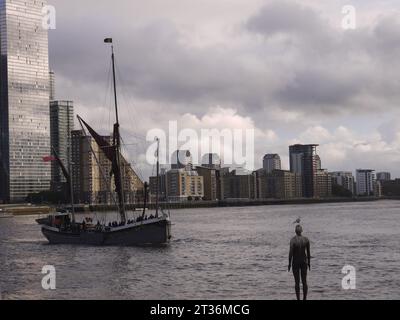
[
  {"left": 246, "top": 1, "right": 324, "bottom": 37},
  {"left": 245, "top": 2, "right": 400, "bottom": 115},
  {"left": 46, "top": 0, "right": 400, "bottom": 177},
  {"left": 49, "top": 0, "right": 400, "bottom": 121},
  {"left": 50, "top": 14, "right": 272, "bottom": 115},
  {"left": 275, "top": 68, "right": 363, "bottom": 111},
  {"left": 378, "top": 119, "right": 400, "bottom": 143},
  {"left": 372, "top": 15, "right": 400, "bottom": 57}
]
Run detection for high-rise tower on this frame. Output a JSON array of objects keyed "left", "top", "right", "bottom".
[
  {"left": 0, "top": 0, "right": 51, "bottom": 202},
  {"left": 263, "top": 154, "right": 281, "bottom": 173},
  {"left": 289, "top": 144, "right": 319, "bottom": 198},
  {"left": 50, "top": 101, "right": 74, "bottom": 193}
]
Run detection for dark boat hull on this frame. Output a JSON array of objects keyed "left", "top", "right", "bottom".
[{"left": 41, "top": 218, "right": 171, "bottom": 246}]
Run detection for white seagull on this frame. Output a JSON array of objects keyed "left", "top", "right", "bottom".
[{"left": 293, "top": 217, "right": 301, "bottom": 224}]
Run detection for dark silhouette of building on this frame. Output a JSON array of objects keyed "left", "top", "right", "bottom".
[
  {"left": 201, "top": 153, "right": 221, "bottom": 170},
  {"left": 149, "top": 168, "right": 167, "bottom": 201},
  {"left": 220, "top": 169, "right": 256, "bottom": 200},
  {"left": 50, "top": 101, "right": 74, "bottom": 193},
  {"left": 376, "top": 172, "right": 391, "bottom": 182},
  {"left": 381, "top": 179, "right": 400, "bottom": 196},
  {"left": 196, "top": 166, "right": 218, "bottom": 201},
  {"left": 331, "top": 171, "right": 355, "bottom": 195},
  {"left": 263, "top": 154, "right": 281, "bottom": 173},
  {"left": 289, "top": 144, "right": 319, "bottom": 198},
  {"left": 255, "top": 169, "right": 302, "bottom": 199}
]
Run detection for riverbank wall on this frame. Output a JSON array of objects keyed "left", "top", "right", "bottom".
[{"left": 2, "top": 196, "right": 397, "bottom": 216}]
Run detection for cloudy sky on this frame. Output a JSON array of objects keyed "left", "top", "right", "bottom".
[{"left": 48, "top": 0, "right": 400, "bottom": 179}]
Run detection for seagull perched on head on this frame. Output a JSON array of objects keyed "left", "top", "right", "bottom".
[{"left": 293, "top": 217, "right": 301, "bottom": 224}]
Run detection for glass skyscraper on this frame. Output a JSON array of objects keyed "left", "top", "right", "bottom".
[
  {"left": 50, "top": 101, "right": 74, "bottom": 193},
  {"left": 0, "top": 0, "right": 51, "bottom": 202},
  {"left": 49, "top": 70, "right": 55, "bottom": 101},
  {"left": 289, "top": 144, "right": 319, "bottom": 198}
]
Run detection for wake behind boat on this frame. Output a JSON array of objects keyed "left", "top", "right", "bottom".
[{"left": 37, "top": 38, "right": 172, "bottom": 246}]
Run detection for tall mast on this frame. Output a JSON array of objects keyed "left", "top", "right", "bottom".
[
  {"left": 111, "top": 45, "right": 120, "bottom": 129},
  {"left": 105, "top": 38, "right": 126, "bottom": 223},
  {"left": 155, "top": 137, "right": 160, "bottom": 218},
  {"left": 67, "top": 104, "right": 75, "bottom": 223}
]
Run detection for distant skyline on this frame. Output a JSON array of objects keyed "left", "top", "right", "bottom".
[{"left": 48, "top": 0, "right": 400, "bottom": 179}]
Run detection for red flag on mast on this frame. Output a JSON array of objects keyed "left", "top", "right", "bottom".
[{"left": 42, "top": 155, "right": 56, "bottom": 162}]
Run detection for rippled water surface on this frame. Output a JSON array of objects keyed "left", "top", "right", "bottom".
[{"left": 1, "top": 200, "right": 400, "bottom": 300}]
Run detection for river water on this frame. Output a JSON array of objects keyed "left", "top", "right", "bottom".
[{"left": 0, "top": 200, "right": 399, "bottom": 300}]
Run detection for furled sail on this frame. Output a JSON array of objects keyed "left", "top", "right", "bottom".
[{"left": 78, "top": 116, "right": 124, "bottom": 216}]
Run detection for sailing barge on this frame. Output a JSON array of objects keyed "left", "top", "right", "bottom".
[
  {"left": 38, "top": 38, "right": 171, "bottom": 246},
  {"left": 40, "top": 213, "right": 171, "bottom": 246}
]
